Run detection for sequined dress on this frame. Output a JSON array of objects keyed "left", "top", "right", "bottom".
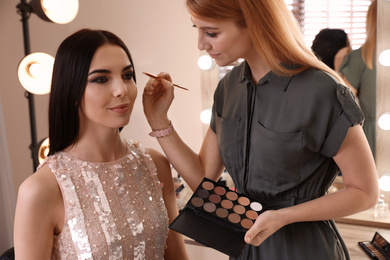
[{"left": 40, "top": 140, "right": 169, "bottom": 259}]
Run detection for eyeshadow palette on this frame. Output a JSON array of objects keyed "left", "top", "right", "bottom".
[
  {"left": 169, "top": 177, "right": 264, "bottom": 257},
  {"left": 359, "top": 232, "right": 390, "bottom": 259}
]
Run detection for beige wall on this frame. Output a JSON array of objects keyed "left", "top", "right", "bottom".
[{"left": 0, "top": 0, "right": 205, "bottom": 252}]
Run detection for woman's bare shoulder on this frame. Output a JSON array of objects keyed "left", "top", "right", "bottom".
[
  {"left": 17, "top": 164, "right": 61, "bottom": 209},
  {"left": 144, "top": 148, "right": 172, "bottom": 182}
]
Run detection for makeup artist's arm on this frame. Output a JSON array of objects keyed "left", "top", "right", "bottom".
[
  {"left": 147, "top": 148, "right": 189, "bottom": 260},
  {"left": 339, "top": 74, "right": 358, "bottom": 96},
  {"left": 244, "top": 124, "right": 379, "bottom": 246},
  {"left": 14, "top": 165, "right": 63, "bottom": 259},
  {"left": 143, "top": 73, "right": 225, "bottom": 191}
]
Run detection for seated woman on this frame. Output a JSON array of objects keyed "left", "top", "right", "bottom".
[{"left": 13, "top": 29, "right": 188, "bottom": 260}]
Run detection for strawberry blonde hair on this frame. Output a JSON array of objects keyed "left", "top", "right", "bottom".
[
  {"left": 186, "top": 0, "right": 341, "bottom": 80},
  {"left": 361, "top": 0, "right": 377, "bottom": 70}
]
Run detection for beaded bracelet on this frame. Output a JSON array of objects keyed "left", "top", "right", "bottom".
[{"left": 149, "top": 121, "right": 174, "bottom": 138}]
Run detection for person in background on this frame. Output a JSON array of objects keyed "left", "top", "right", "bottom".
[
  {"left": 311, "top": 28, "right": 351, "bottom": 71},
  {"left": 143, "top": 0, "right": 378, "bottom": 259},
  {"left": 14, "top": 29, "right": 188, "bottom": 260},
  {"left": 338, "top": 0, "right": 377, "bottom": 159}
]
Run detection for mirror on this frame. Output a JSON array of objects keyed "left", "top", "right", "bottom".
[{"left": 376, "top": 0, "right": 390, "bottom": 203}]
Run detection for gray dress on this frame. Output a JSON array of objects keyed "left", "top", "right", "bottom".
[
  {"left": 339, "top": 48, "right": 376, "bottom": 158},
  {"left": 210, "top": 62, "right": 364, "bottom": 259}
]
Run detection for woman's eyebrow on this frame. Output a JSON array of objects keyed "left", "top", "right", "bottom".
[
  {"left": 88, "top": 65, "right": 133, "bottom": 76},
  {"left": 88, "top": 69, "right": 110, "bottom": 76},
  {"left": 122, "top": 64, "right": 133, "bottom": 72}
]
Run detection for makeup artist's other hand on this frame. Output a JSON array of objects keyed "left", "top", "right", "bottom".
[
  {"left": 244, "top": 210, "right": 284, "bottom": 246},
  {"left": 143, "top": 72, "right": 174, "bottom": 128}
]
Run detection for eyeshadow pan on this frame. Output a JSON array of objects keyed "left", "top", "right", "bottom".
[
  {"left": 216, "top": 208, "right": 228, "bottom": 218},
  {"left": 233, "top": 205, "right": 245, "bottom": 215},
  {"left": 197, "top": 189, "right": 209, "bottom": 198},
  {"left": 250, "top": 201, "right": 263, "bottom": 211},
  {"left": 228, "top": 213, "right": 241, "bottom": 224},
  {"left": 238, "top": 197, "right": 250, "bottom": 206},
  {"left": 241, "top": 219, "right": 254, "bottom": 229},
  {"left": 245, "top": 210, "right": 258, "bottom": 220},
  {"left": 202, "top": 181, "right": 214, "bottom": 190},
  {"left": 191, "top": 197, "right": 204, "bottom": 207},
  {"left": 226, "top": 191, "right": 238, "bottom": 201},
  {"left": 209, "top": 194, "right": 221, "bottom": 204},
  {"left": 221, "top": 200, "right": 233, "bottom": 209},
  {"left": 203, "top": 202, "right": 216, "bottom": 213},
  {"left": 169, "top": 177, "right": 265, "bottom": 258},
  {"left": 214, "top": 186, "right": 226, "bottom": 196}
]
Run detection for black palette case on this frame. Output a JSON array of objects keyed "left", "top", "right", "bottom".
[
  {"left": 359, "top": 232, "right": 390, "bottom": 259},
  {"left": 169, "top": 177, "right": 264, "bottom": 257}
]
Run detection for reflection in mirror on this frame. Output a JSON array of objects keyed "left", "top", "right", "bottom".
[{"left": 337, "top": 0, "right": 377, "bottom": 159}]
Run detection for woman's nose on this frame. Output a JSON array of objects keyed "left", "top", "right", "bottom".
[
  {"left": 198, "top": 34, "right": 210, "bottom": 51},
  {"left": 113, "top": 79, "right": 128, "bottom": 97}
]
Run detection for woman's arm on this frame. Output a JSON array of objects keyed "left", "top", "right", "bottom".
[
  {"left": 146, "top": 148, "right": 189, "bottom": 260},
  {"left": 340, "top": 75, "right": 358, "bottom": 96},
  {"left": 334, "top": 46, "right": 352, "bottom": 72},
  {"left": 143, "top": 73, "right": 225, "bottom": 190},
  {"left": 14, "top": 165, "right": 64, "bottom": 259},
  {"left": 244, "top": 124, "right": 378, "bottom": 246}
]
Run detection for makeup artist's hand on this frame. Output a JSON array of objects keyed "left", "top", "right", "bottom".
[
  {"left": 244, "top": 210, "right": 284, "bottom": 246},
  {"left": 143, "top": 72, "right": 175, "bottom": 129}
]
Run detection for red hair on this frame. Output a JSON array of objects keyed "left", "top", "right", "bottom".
[{"left": 187, "top": 0, "right": 342, "bottom": 80}]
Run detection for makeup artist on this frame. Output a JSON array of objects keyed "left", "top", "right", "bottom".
[
  {"left": 143, "top": 0, "right": 379, "bottom": 259},
  {"left": 14, "top": 29, "right": 188, "bottom": 260}
]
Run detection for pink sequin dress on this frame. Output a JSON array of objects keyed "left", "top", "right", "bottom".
[{"left": 39, "top": 140, "right": 169, "bottom": 259}]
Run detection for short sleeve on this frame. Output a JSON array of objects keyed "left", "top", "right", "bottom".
[{"left": 320, "top": 83, "right": 364, "bottom": 157}]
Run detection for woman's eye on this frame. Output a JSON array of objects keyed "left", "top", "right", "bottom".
[
  {"left": 91, "top": 76, "right": 108, "bottom": 83},
  {"left": 123, "top": 71, "right": 134, "bottom": 80},
  {"left": 205, "top": 32, "right": 217, "bottom": 38}
]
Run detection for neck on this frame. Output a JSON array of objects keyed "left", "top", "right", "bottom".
[
  {"left": 66, "top": 128, "right": 126, "bottom": 163},
  {"left": 244, "top": 52, "right": 272, "bottom": 84}
]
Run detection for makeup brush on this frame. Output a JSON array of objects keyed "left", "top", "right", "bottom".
[{"left": 143, "top": 72, "right": 188, "bottom": 91}]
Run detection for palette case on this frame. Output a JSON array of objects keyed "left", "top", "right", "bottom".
[
  {"left": 169, "top": 177, "right": 264, "bottom": 258},
  {"left": 359, "top": 232, "right": 390, "bottom": 259}
]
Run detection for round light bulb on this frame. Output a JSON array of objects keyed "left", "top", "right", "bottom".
[
  {"left": 42, "top": 0, "right": 57, "bottom": 11},
  {"left": 28, "top": 63, "right": 44, "bottom": 78},
  {"left": 378, "top": 112, "right": 390, "bottom": 130},
  {"left": 41, "top": 0, "right": 79, "bottom": 24},
  {"left": 379, "top": 49, "right": 390, "bottom": 67},
  {"left": 38, "top": 138, "right": 50, "bottom": 164},
  {"left": 18, "top": 52, "right": 54, "bottom": 95},
  {"left": 198, "top": 55, "right": 214, "bottom": 70},
  {"left": 379, "top": 174, "right": 390, "bottom": 192},
  {"left": 200, "top": 108, "right": 212, "bottom": 124}
]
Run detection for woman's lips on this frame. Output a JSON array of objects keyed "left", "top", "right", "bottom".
[
  {"left": 110, "top": 103, "right": 130, "bottom": 113},
  {"left": 208, "top": 53, "right": 220, "bottom": 59}
]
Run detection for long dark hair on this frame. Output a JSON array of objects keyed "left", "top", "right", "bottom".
[
  {"left": 48, "top": 29, "right": 135, "bottom": 156},
  {"left": 311, "top": 28, "right": 349, "bottom": 69}
]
